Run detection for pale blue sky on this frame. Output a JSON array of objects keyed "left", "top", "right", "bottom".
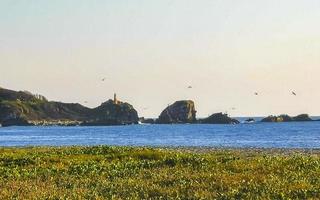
[{"left": 1, "top": 0, "right": 320, "bottom": 117}]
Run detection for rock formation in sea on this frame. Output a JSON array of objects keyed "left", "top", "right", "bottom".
[
  {"left": 261, "top": 115, "right": 291, "bottom": 122},
  {"left": 83, "top": 99, "right": 139, "bottom": 126},
  {"left": 199, "top": 112, "right": 240, "bottom": 124},
  {"left": 261, "top": 114, "right": 312, "bottom": 122},
  {"left": 139, "top": 117, "right": 156, "bottom": 124},
  {"left": 157, "top": 100, "right": 196, "bottom": 124},
  {"left": 292, "top": 114, "right": 312, "bottom": 121},
  {"left": 0, "top": 87, "right": 139, "bottom": 126},
  {"left": 244, "top": 118, "right": 255, "bottom": 123}
]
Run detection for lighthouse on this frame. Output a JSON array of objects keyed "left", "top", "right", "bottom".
[{"left": 114, "top": 93, "right": 118, "bottom": 105}]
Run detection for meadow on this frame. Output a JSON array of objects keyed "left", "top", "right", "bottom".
[{"left": 0, "top": 146, "right": 319, "bottom": 199}]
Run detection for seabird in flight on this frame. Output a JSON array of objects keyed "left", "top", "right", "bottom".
[{"left": 292, "top": 91, "right": 297, "bottom": 96}]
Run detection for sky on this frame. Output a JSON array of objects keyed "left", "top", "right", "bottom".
[{"left": 1, "top": 0, "right": 320, "bottom": 118}]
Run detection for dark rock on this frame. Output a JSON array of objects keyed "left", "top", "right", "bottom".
[
  {"left": 261, "top": 114, "right": 312, "bottom": 122},
  {"left": 199, "top": 113, "right": 239, "bottom": 124},
  {"left": 292, "top": 114, "right": 312, "bottom": 122},
  {"left": 261, "top": 116, "right": 276, "bottom": 122},
  {"left": 261, "top": 116, "right": 277, "bottom": 122},
  {"left": 157, "top": 100, "right": 196, "bottom": 124},
  {"left": 280, "top": 115, "right": 293, "bottom": 122},
  {"left": 139, "top": 117, "right": 155, "bottom": 124},
  {"left": 1, "top": 117, "right": 31, "bottom": 127},
  {"left": 261, "top": 115, "right": 292, "bottom": 122},
  {"left": 244, "top": 118, "right": 255, "bottom": 123}
]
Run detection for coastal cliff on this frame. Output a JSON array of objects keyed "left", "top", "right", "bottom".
[{"left": 0, "top": 87, "right": 138, "bottom": 126}]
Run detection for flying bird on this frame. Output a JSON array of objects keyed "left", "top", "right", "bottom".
[
  {"left": 254, "top": 92, "right": 258, "bottom": 96},
  {"left": 292, "top": 91, "right": 297, "bottom": 96},
  {"left": 84, "top": 101, "right": 88, "bottom": 103},
  {"left": 188, "top": 86, "right": 192, "bottom": 89},
  {"left": 101, "top": 77, "right": 106, "bottom": 81},
  {"left": 231, "top": 107, "right": 236, "bottom": 110}
]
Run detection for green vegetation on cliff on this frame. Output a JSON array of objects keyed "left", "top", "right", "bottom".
[
  {"left": 0, "top": 87, "right": 138, "bottom": 126},
  {"left": 0, "top": 146, "right": 319, "bottom": 199},
  {"left": 83, "top": 100, "right": 139, "bottom": 125}
]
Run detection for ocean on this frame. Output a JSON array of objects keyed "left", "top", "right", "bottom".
[{"left": 1, "top": 121, "right": 320, "bottom": 148}]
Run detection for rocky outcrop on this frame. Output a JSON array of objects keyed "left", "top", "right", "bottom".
[
  {"left": 0, "top": 87, "right": 139, "bottom": 126},
  {"left": 139, "top": 118, "right": 156, "bottom": 124},
  {"left": 0, "top": 102, "right": 31, "bottom": 127},
  {"left": 292, "top": 114, "right": 312, "bottom": 122},
  {"left": 157, "top": 100, "right": 196, "bottom": 124},
  {"left": 244, "top": 118, "right": 255, "bottom": 123},
  {"left": 199, "top": 113, "right": 239, "bottom": 124},
  {"left": 261, "top": 114, "right": 312, "bottom": 122},
  {"left": 82, "top": 100, "right": 139, "bottom": 126},
  {"left": 1, "top": 116, "right": 31, "bottom": 127},
  {"left": 261, "top": 116, "right": 278, "bottom": 122},
  {"left": 261, "top": 115, "right": 292, "bottom": 123}
]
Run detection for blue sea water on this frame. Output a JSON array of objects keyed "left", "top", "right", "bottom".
[{"left": 0, "top": 121, "right": 320, "bottom": 148}]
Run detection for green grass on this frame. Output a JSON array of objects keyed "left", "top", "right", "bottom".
[{"left": 0, "top": 146, "right": 319, "bottom": 199}]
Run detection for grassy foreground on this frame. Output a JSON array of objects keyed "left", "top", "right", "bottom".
[{"left": 0, "top": 146, "right": 319, "bottom": 199}]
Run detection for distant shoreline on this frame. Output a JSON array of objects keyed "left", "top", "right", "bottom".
[{"left": 1, "top": 87, "right": 319, "bottom": 127}]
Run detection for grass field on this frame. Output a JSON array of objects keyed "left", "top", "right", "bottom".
[{"left": 0, "top": 146, "right": 319, "bottom": 199}]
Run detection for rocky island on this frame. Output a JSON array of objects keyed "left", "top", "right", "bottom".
[
  {"left": 261, "top": 114, "right": 312, "bottom": 123},
  {"left": 199, "top": 112, "right": 240, "bottom": 124},
  {"left": 157, "top": 100, "right": 197, "bottom": 124},
  {"left": 155, "top": 100, "right": 240, "bottom": 125}
]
